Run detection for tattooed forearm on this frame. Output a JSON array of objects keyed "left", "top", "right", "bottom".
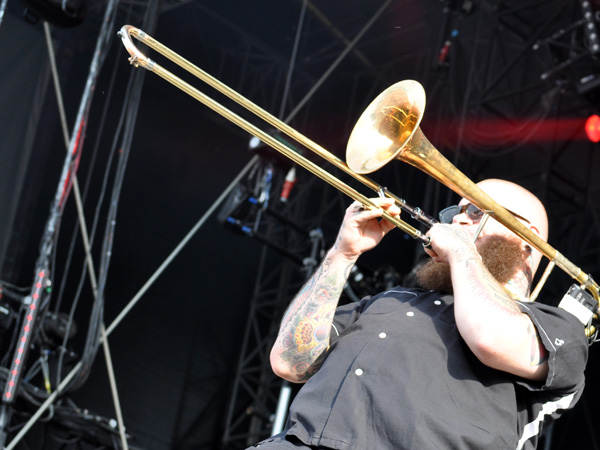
[{"left": 275, "top": 256, "right": 354, "bottom": 381}]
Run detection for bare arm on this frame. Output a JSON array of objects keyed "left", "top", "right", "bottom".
[
  {"left": 270, "top": 198, "right": 400, "bottom": 383},
  {"left": 425, "top": 224, "right": 548, "bottom": 381},
  {"left": 269, "top": 250, "right": 355, "bottom": 382}
]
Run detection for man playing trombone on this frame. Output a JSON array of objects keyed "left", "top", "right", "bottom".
[{"left": 251, "top": 178, "right": 588, "bottom": 450}]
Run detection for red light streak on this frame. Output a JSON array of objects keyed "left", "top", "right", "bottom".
[{"left": 428, "top": 117, "right": 591, "bottom": 147}]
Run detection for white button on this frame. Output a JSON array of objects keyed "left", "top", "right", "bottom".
[
  {"left": 406, "top": 311, "right": 414, "bottom": 317},
  {"left": 379, "top": 332, "right": 387, "bottom": 339},
  {"left": 434, "top": 300, "right": 442, "bottom": 305},
  {"left": 355, "top": 368, "right": 364, "bottom": 376}
]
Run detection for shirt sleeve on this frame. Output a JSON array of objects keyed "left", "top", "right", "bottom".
[
  {"left": 517, "top": 301, "right": 589, "bottom": 394},
  {"left": 329, "top": 296, "right": 371, "bottom": 346}
]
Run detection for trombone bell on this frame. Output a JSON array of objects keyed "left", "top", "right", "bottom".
[
  {"left": 346, "top": 78, "right": 600, "bottom": 309},
  {"left": 346, "top": 80, "right": 425, "bottom": 174}
]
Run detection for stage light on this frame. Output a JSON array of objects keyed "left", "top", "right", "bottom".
[
  {"left": 248, "top": 136, "right": 261, "bottom": 149},
  {"left": 585, "top": 114, "right": 600, "bottom": 142},
  {"left": 580, "top": 0, "right": 600, "bottom": 54}
]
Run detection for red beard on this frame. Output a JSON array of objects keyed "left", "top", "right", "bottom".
[{"left": 415, "top": 235, "right": 529, "bottom": 294}]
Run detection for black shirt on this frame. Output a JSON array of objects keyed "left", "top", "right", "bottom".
[{"left": 283, "top": 288, "right": 588, "bottom": 450}]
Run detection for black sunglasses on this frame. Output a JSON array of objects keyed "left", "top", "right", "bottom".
[{"left": 438, "top": 203, "right": 531, "bottom": 225}]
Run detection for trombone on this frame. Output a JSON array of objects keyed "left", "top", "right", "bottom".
[
  {"left": 117, "top": 25, "right": 434, "bottom": 244},
  {"left": 117, "top": 26, "right": 599, "bottom": 318}
]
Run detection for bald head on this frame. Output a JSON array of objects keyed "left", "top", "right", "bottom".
[{"left": 476, "top": 179, "right": 548, "bottom": 273}]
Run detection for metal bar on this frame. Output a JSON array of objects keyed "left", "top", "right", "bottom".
[
  {"left": 530, "top": 261, "right": 556, "bottom": 302},
  {"left": 278, "top": 0, "right": 307, "bottom": 119},
  {"left": 284, "top": 0, "right": 391, "bottom": 121}
]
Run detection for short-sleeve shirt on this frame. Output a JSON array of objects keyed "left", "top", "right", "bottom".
[{"left": 283, "top": 288, "right": 588, "bottom": 450}]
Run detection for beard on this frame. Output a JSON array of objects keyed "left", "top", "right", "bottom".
[{"left": 414, "top": 235, "right": 528, "bottom": 294}]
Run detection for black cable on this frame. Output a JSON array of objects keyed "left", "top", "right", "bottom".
[
  {"left": 61, "top": 1, "right": 159, "bottom": 393},
  {"left": 54, "top": 3, "right": 137, "bottom": 390},
  {"left": 0, "top": 281, "right": 30, "bottom": 292},
  {"left": 53, "top": 55, "right": 129, "bottom": 380},
  {"left": 68, "top": 68, "right": 144, "bottom": 391}
]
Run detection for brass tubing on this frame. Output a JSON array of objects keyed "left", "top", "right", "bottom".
[
  {"left": 391, "top": 127, "right": 599, "bottom": 302},
  {"left": 118, "top": 26, "right": 431, "bottom": 226},
  {"left": 117, "top": 26, "right": 429, "bottom": 243},
  {"left": 530, "top": 261, "right": 556, "bottom": 302}
]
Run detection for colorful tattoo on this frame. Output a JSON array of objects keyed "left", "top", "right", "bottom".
[{"left": 277, "top": 257, "right": 352, "bottom": 381}]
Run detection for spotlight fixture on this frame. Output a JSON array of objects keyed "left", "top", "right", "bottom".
[
  {"left": 580, "top": 0, "right": 600, "bottom": 54},
  {"left": 585, "top": 114, "right": 600, "bottom": 142}
]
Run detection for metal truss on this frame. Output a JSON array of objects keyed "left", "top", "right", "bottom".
[{"left": 219, "top": 170, "right": 333, "bottom": 449}]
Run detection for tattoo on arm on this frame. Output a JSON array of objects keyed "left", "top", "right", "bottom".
[{"left": 277, "top": 257, "right": 353, "bottom": 381}]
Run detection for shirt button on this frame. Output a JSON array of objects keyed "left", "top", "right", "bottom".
[
  {"left": 355, "top": 368, "right": 364, "bottom": 376},
  {"left": 379, "top": 332, "right": 387, "bottom": 339},
  {"left": 406, "top": 311, "right": 414, "bottom": 317},
  {"left": 434, "top": 300, "right": 442, "bottom": 305}
]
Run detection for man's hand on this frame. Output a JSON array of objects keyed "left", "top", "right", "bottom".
[
  {"left": 332, "top": 197, "right": 400, "bottom": 262},
  {"left": 422, "top": 223, "right": 479, "bottom": 264}
]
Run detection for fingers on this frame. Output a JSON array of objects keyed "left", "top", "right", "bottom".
[
  {"left": 350, "top": 203, "right": 385, "bottom": 221},
  {"left": 423, "top": 226, "right": 443, "bottom": 261},
  {"left": 423, "top": 223, "right": 477, "bottom": 263},
  {"left": 334, "top": 198, "right": 401, "bottom": 258},
  {"left": 344, "top": 199, "right": 400, "bottom": 242},
  {"left": 422, "top": 242, "right": 438, "bottom": 259},
  {"left": 350, "top": 201, "right": 368, "bottom": 214},
  {"left": 348, "top": 198, "right": 400, "bottom": 217}
]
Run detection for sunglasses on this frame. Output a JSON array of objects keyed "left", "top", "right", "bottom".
[{"left": 438, "top": 202, "right": 531, "bottom": 225}]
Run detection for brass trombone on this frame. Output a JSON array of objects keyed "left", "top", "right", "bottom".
[
  {"left": 117, "top": 25, "right": 599, "bottom": 313},
  {"left": 117, "top": 25, "right": 433, "bottom": 244}
]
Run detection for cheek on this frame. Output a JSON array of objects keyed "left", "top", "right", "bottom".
[{"left": 480, "top": 220, "right": 513, "bottom": 238}]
